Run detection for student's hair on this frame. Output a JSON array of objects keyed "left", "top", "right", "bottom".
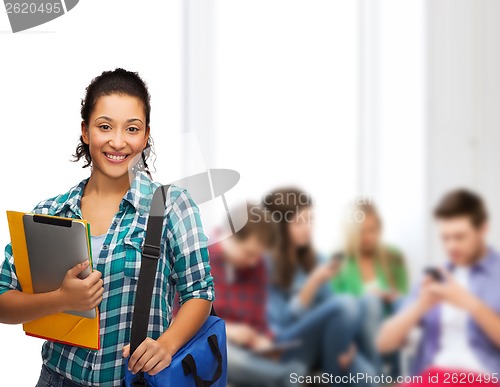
[
  {"left": 233, "top": 203, "right": 277, "bottom": 248},
  {"left": 72, "top": 68, "right": 154, "bottom": 172},
  {"left": 344, "top": 201, "right": 381, "bottom": 258},
  {"left": 262, "top": 187, "right": 316, "bottom": 289},
  {"left": 434, "top": 189, "right": 488, "bottom": 228},
  {"left": 343, "top": 200, "right": 405, "bottom": 290}
]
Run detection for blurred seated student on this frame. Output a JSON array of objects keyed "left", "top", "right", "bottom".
[
  {"left": 332, "top": 201, "right": 408, "bottom": 375},
  {"left": 262, "top": 188, "right": 376, "bottom": 387},
  {"left": 209, "top": 203, "right": 305, "bottom": 387},
  {"left": 377, "top": 189, "right": 500, "bottom": 386}
]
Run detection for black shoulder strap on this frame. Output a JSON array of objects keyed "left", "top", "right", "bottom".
[
  {"left": 130, "top": 185, "right": 170, "bottom": 355},
  {"left": 129, "top": 185, "right": 217, "bottom": 357}
]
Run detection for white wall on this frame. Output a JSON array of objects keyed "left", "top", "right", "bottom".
[
  {"left": 426, "top": 0, "right": 500, "bottom": 263},
  {"left": 358, "top": 0, "right": 427, "bottom": 279}
]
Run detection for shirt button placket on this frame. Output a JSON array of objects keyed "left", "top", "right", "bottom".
[{"left": 84, "top": 352, "right": 94, "bottom": 383}]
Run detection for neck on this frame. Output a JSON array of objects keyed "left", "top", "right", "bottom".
[
  {"left": 85, "top": 169, "right": 130, "bottom": 198},
  {"left": 469, "top": 244, "right": 488, "bottom": 266}
]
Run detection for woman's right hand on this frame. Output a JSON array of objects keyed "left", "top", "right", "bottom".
[
  {"left": 298, "top": 261, "right": 339, "bottom": 309},
  {"left": 310, "top": 261, "right": 339, "bottom": 285},
  {"left": 57, "top": 261, "right": 104, "bottom": 312},
  {"left": 226, "top": 323, "right": 259, "bottom": 347}
]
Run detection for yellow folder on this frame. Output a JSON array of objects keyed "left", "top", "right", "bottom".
[{"left": 6, "top": 211, "right": 100, "bottom": 350}]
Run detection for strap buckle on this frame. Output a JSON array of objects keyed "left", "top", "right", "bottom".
[{"left": 142, "top": 244, "right": 161, "bottom": 260}]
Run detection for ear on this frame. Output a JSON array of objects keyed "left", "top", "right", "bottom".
[
  {"left": 81, "top": 121, "right": 90, "bottom": 145},
  {"left": 480, "top": 221, "right": 489, "bottom": 238}
]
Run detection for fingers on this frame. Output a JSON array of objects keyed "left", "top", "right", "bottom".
[
  {"left": 440, "top": 268, "right": 452, "bottom": 281},
  {"left": 89, "top": 287, "right": 104, "bottom": 308},
  {"left": 84, "top": 270, "right": 102, "bottom": 286},
  {"left": 128, "top": 338, "right": 151, "bottom": 373},
  {"left": 427, "top": 282, "right": 438, "bottom": 293},
  {"left": 148, "top": 358, "right": 171, "bottom": 376},
  {"left": 67, "top": 260, "right": 89, "bottom": 277},
  {"left": 131, "top": 352, "right": 154, "bottom": 374},
  {"left": 127, "top": 338, "right": 171, "bottom": 375},
  {"left": 422, "top": 275, "right": 433, "bottom": 286},
  {"left": 79, "top": 274, "right": 103, "bottom": 309},
  {"left": 427, "top": 282, "right": 443, "bottom": 297},
  {"left": 89, "top": 278, "right": 104, "bottom": 295},
  {"left": 142, "top": 354, "right": 163, "bottom": 374}
]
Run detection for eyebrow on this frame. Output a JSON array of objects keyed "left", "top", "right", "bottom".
[{"left": 94, "top": 116, "right": 144, "bottom": 124}]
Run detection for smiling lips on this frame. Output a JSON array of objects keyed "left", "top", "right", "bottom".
[{"left": 104, "top": 152, "right": 129, "bottom": 163}]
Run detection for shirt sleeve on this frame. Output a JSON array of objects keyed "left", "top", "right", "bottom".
[
  {"left": 398, "top": 283, "right": 420, "bottom": 312},
  {"left": 0, "top": 243, "right": 22, "bottom": 296},
  {"left": 394, "top": 255, "right": 410, "bottom": 294},
  {"left": 167, "top": 188, "right": 215, "bottom": 305}
]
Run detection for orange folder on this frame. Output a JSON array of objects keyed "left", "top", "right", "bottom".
[{"left": 6, "top": 211, "right": 100, "bottom": 350}]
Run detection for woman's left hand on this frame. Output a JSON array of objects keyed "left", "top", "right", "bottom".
[
  {"left": 122, "top": 338, "right": 173, "bottom": 375},
  {"left": 381, "top": 289, "right": 400, "bottom": 303}
]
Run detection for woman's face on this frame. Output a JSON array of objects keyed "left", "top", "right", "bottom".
[
  {"left": 360, "top": 213, "right": 381, "bottom": 255},
  {"left": 287, "top": 207, "right": 313, "bottom": 248},
  {"left": 222, "top": 234, "right": 265, "bottom": 269},
  {"left": 82, "top": 94, "right": 149, "bottom": 180}
]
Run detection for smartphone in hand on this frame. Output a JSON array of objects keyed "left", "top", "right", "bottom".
[
  {"left": 424, "top": 267, "right": 444, "bottom": 282},
  {"left": 331, "top": 252, "right": 345, "bottom": 266}
]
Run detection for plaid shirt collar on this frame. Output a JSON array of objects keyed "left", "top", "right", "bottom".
[
  {"left": 122, "top": 171, "right": 156, "bottom": 216},
  {"left": 56, "top": 170, "right": 155, "bottom": 218}
]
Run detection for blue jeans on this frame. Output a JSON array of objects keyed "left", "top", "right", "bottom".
[
  {"left": 275, "top": 295, "right": 376, "bottom": 387},
  {"left": 227, "top": 342, "right": 307, "bottom": 387},
  {"left": 357, "top": 294, "right": 403, "bottom": 378},
  {"left": 35, "top": 364, "right": 84, "bottom": 387}
]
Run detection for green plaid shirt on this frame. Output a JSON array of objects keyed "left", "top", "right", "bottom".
[{"left": 0, "top": 171, "right": 214, "bottom": 386}]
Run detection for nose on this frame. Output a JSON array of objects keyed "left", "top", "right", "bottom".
[{"left": 109, "top": 129, "right": 126, "bottom": 150}]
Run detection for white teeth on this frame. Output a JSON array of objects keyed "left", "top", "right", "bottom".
[{"left": 105, "top": 153, "right": 126, "bottom": 161}]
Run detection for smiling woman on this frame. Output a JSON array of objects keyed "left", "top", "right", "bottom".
[{"left": 0, "top": 68, "right": 215, "bottom": 386}]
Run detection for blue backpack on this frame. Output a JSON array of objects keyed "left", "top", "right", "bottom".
[{"left": 122, "top": 185, "right": 227, "bottom": 387}]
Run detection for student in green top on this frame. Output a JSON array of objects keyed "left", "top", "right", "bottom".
[{"left": 331, "top": 200, "right": 409, "bottom": 377}]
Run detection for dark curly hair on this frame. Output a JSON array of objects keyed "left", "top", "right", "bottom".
[{"left": 72, "top": 68, "right": 154, "bottom": 173}]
